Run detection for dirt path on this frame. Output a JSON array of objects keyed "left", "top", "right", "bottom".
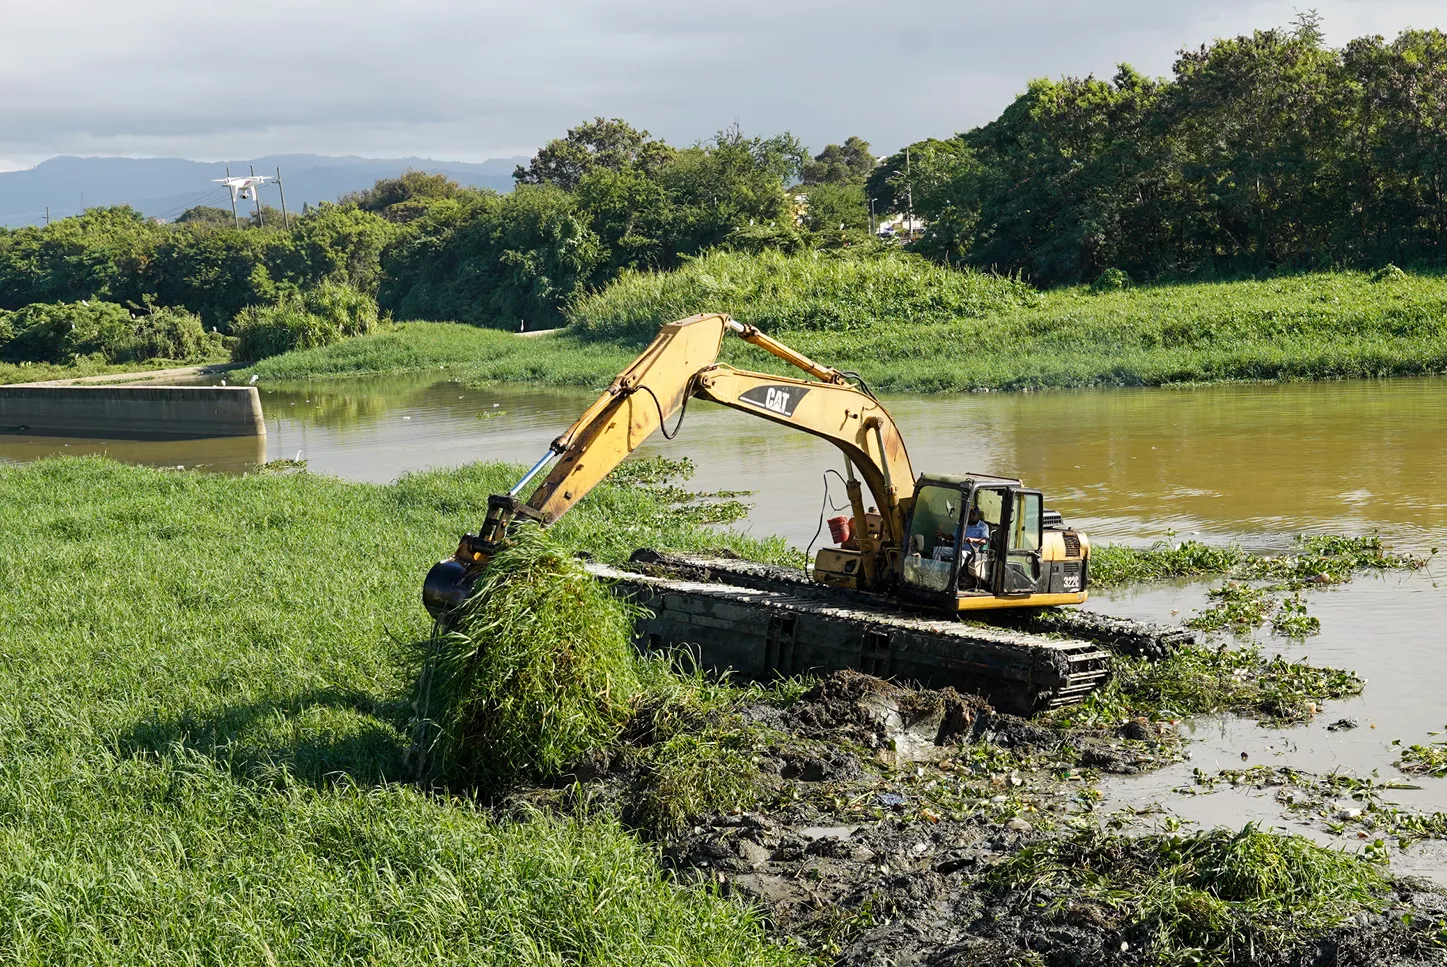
[{"left": 10, "top": 362, "right": 241, "bottom": 387}]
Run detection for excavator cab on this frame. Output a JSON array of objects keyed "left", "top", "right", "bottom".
[{"left": 897, "top": 474, "right": 1090, "bottom": 611}]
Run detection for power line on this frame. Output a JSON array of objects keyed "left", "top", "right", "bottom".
[{"left": 2, "top": 184, "right": 235, "bottom": 223}]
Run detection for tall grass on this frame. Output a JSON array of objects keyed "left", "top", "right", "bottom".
[
  {"left": 247, "top": 320, "right": 641, "bottom": 385},
  {"left": 570, "top": 248, "right": 1041, "bottom": 337},
  {"left": 252, "top": 265, "right": 1447, "bottom": 394},
  {"left": 0, "top": 456, "right": 802, "bottom": 965}
]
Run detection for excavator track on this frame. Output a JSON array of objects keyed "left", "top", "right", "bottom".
[
  {"left": 588, "top": 556, "right": 1115, "bottom": 716},
  {"left": 628, "top": 550, "right": 1195, "bottom": 658}
]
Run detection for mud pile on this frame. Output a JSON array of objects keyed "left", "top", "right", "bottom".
[{"left": 655, "top": 672, "right": 1447, "bottom": 967}]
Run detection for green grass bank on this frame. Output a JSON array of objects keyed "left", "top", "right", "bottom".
[
  {"left": 251, "top": 252, "right": 1447, "bottom": 393},
  {"left": 0, "top": 456, "right": 800, "bottom": 966}
]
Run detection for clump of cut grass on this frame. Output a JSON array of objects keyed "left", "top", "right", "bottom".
[
  {"left": 411, "top": 525, "right": 643, "bottom": 790},
  {"left": 634, "top": 728, "right": 762, "bottom": 833},
  {"left": 1051, "top": 645, "right": 1363, "bottom": 728},
  {"left": 988, "top": 824, "right": 1387, "bottom": 965}
]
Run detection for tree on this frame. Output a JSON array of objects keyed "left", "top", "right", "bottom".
[
  {"left": 800, "top": 182, "right": 869, "bottom": 232},
  {"left": 379, "top": 185, "right": 602, "bottom": 329},
  {"left": 342, "top": 171, "right": 464, "bottom": 223},
  {"left": 656, "top": 126, "right": 800, "bottom": 256},
  {"left": 0, "top": 206, "right": 163, "bottom": 310},
  {"left": 801, "top": 136, "right": 874, "bottom": 186},
  {"left": 514, "top": 118, "right": 675, "bottom": 190},
  {"left": 174, "top": 206, "right": 235, "bottom": 226}
]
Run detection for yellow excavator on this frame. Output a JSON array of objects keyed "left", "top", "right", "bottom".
[{"left": 423, "top": 313, "right": 1091, "bottom": 620}]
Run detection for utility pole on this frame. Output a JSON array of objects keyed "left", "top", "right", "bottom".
[
  {"left": 250, "top": 165, "right": 264, "bottom": 228},
  {"left": 44, "top": 207, "right": 50, "bottom": 227},
  {"left": 226, "top": 165, "right": 240, "bottom": 228},
  {"left": 905, "top": 146, "right": 914, "bottom": 237},
  {"left": 275, "top": 167, "right": 290, "bottom": 230},
  {"left": 869, "top": 197, "right": 876, "bottom": 235}
]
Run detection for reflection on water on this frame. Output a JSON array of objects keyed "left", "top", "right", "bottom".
[{"left": 0, "top": 431, "right": 266, "bottom": 471}]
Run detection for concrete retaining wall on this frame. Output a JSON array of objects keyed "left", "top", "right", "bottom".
[{"left": 0, "top": 386, "right": 265, "bottom": 439}]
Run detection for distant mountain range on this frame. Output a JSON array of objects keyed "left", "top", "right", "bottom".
[{"left": 0, "top": 154, "right": 526, "bottom": 227}]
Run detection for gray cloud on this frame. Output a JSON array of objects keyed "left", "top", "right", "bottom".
[{"left": 1, "top": 0, "right": 1442, "bottom": 169}]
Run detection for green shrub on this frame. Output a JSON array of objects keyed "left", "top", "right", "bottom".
[
  {"left": 121, "top": 304, "right": 213, "bottom": 361},
  {"left": 0, "top": 300, "right": 222, "bottom": 365},
  {"left": 1091, "top": 267, "right": 1133, "bottom": 292},
  {"left": 411, "top": 526, "right": 643, "bottom": 790},
  {"left": 0, "top": 300, "right": 133, "bottom": 363},
  {"left": 231, "top": 282, "right": 385, "bottom": 361},
  {"left": 231, "top": 302, "right": 330, "bottom": 360},
  {"left": 302, "top": 278, "right": 381, "bottom": 330},
  {"left": 569, "top": 247, "right": 1039, "bottom": 337}
]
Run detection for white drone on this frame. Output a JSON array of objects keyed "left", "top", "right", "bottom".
[{"left": 214, "top": 173, "right": 271, "bottom": 204}]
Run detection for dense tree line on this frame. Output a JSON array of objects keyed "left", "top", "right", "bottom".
[
  {"left": 0, "top": 121, "right": 866, "bottom": 336},
  {"left": 870, "top": 20, "right": 1447, "bottom": 284},
  {"left": 5, "top": 16, "right": 1445, "bottom": 350}
]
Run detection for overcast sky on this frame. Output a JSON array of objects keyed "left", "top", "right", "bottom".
[{"left": 1, "top": 0, "right": 1441, "bottom": 171}]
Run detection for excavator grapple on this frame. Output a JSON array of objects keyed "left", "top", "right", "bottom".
[{"left": 424, "top": 313, "right": 1191, "bottom": 711}]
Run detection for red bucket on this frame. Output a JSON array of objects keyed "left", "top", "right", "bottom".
[{"left": 827, "top": 515, "right": 853, "bottom": 545}]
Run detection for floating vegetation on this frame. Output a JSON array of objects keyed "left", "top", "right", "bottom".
[
  {"left": 988, "top": 824, "right": 1390, "bottom": 966},
  {"left": 1092, "top": 534, "right": 1429, "bottom": 590},
  {"left": 1051, "top": 645, "right": 1363, "bottom": 729},
  {"left": 1396, "top": 740, "right": 1447, "bottom": 778},
  {"left": 1182, "top": 763, "right": 1447, "bottom": 853}
]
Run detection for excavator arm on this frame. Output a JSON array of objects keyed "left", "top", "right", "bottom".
[{"left": 423, "top": 313, "right": 915, "bottom": 616}]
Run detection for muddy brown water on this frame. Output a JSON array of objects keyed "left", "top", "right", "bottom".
[{"left": 3, "top": 373, "right": 1446, "bottom": 866}]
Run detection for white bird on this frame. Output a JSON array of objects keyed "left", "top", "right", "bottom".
[{"left": 249, "top": 374, "right": 259, "bottom": 384}]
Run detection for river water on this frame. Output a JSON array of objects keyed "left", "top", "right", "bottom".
[{"left": 4, "top": 373, "right": 1446, "bottom": 864}]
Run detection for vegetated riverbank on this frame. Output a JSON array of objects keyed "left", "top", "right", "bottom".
[
  {"left": 249, "top": 255, "right": 1447, "bottom": 394},
  {"left": 3, "top": 453, "right": 1445, "bottom": 964}
]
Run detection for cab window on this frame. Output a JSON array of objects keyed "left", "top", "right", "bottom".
[
  {"left": 1003, "top": 491, "right": 1043, "bottom": 592},
  {"left": 902, "top": 485, "right": 963, "bottom": 592}
]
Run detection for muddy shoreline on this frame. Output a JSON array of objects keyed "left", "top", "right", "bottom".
[{"left": 499, "top": 669, "right": 1447, "bottom": 965}]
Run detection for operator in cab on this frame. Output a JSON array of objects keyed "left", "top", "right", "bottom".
[{"left": 964, "top": 506, "right": 990, "bottom": 546}]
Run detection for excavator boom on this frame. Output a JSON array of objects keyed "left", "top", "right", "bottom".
[{"left": 422, "top": 313, "right": 915, "bottom": 616}]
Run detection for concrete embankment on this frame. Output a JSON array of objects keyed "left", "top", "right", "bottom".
[{"left": 0, "top": 386, "right": 265, "bottom": 439}]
